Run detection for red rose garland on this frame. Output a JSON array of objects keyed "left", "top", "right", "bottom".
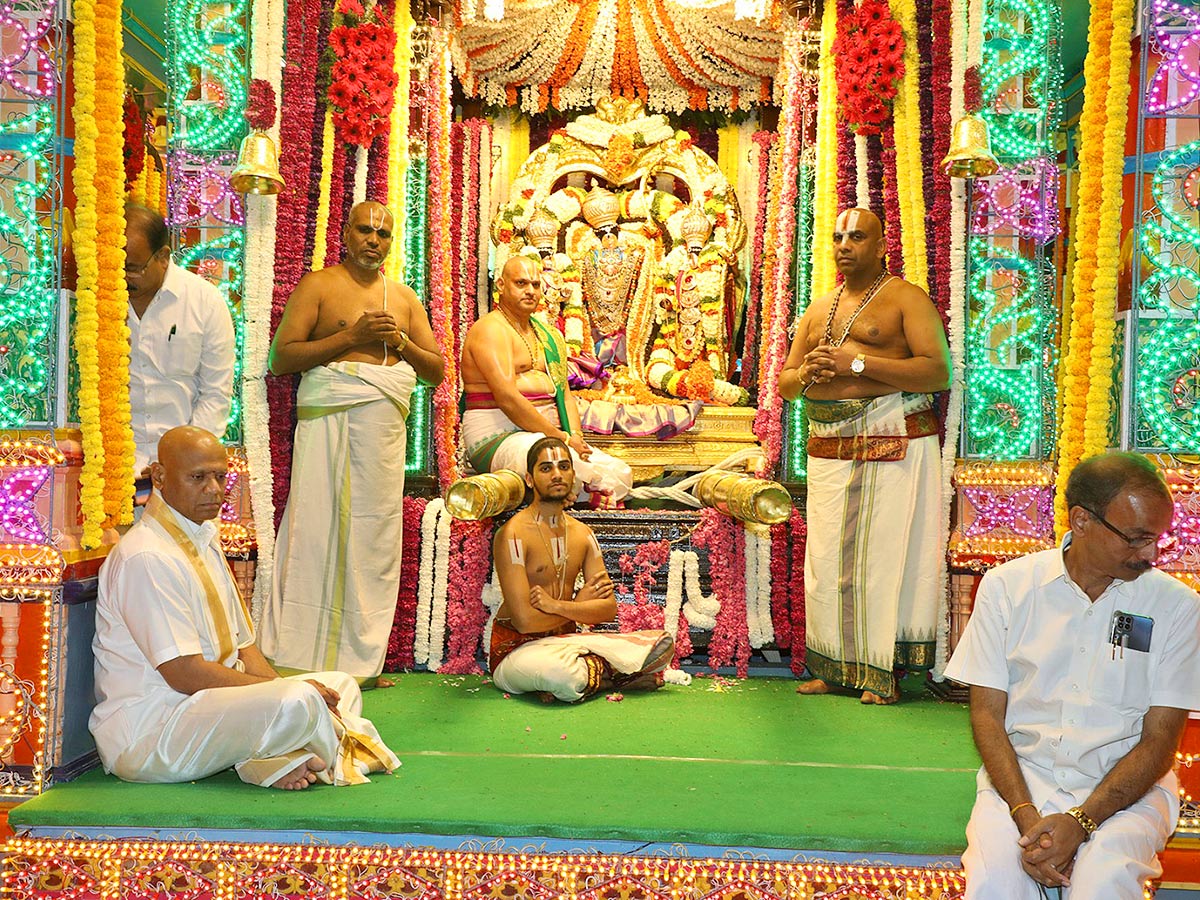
[
  {"left": 326, "top": 0, "right": 398, "bottom": 148},
  {"left": 831, "top": 0, "right": 906, "bottom": 135},
  {"left": 769, "top": 519, "right": 792, "bottom": 649},
  {"left": 787, "top": 509, "right": 807, "bottom": 675},
  {"left": 246, "top": 79, "right": 277, "bottom": 131},
  {"left": 387, "top": 495, "right": 427, "bottom": 671},
  {"left": 122, "top": 91, "right": 145, "bottom": 188},
  {"left": 268, "top": 0, "right": 333, "bottom": 523},
  {"left": 880, "top": 126, "right": 904, "bottom": 276},
  {"left": 324, "top": 137, "right": 348, "bottom": 267},
  {"left": 926, "top": 0, "right": 953, "bottom": 327},
  {"left": 836, "top": 118, "right": 856, "bottom": 211}
]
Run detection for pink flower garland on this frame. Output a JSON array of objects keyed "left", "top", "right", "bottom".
[
  {"left": 671, "top": 606, "right": 693, "bottom": 668},
  {"left": 741, "top": 130, "right": 777, "bottom": 397},
  {"left": 386, "top": 495, "right": 427, "bottom": 671},
  {"left": 880, "top": 126, "right": 904, "bottom": 276},
  {"left": 324, "top": 137, "right": 348, "bottom": 267},
  {"left": 787, "top": 509, "right": 807, "bottom": 675},
  {"left": 367, "top": 130, "right": 389, "bottom": 204},
  {"left": 753, "top": 28, "right": 808, "bottom": 473},
  {"left": 837, "top": 121, "right": 855, "bottom": 211},
  {"left": 440, "top": 517, "right": 494, "bottom": 674},
  {"left": 692, "top": 509, "right": 749, "bottom": 677},
  {"left": 769, "top": 520, "right": 791, "bottom": 648},
  {"left": 616, "top": 540, "right": 670, "bottom": 632},
  {"left": 425, "top": 39, "right": 459, "bottom": 489},
  {"left": 926, "top": 0, "right": 953, "bottom": 327},
  {"left": 268, "top": 0, "right": 332, "bottom": 524}
]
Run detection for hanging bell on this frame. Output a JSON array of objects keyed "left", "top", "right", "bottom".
[
  {"left": 230, "top": 130, "right": 285, "bottom": 195},
  {"left": 941, "top": 113, "right": 999, "bottom": 179}
]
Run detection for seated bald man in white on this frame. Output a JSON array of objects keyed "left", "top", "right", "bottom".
[{"left": 89, "top": 426, "right": 398, "bottom": 789}]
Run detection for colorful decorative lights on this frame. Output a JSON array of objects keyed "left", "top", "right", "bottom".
[
  {"left": 0, "top": 840, "right": 969, "bottom": 899},
  {"left": 971, "top": 157, "right": 1061, "bottom": 244},
  {"left": 1146, "top": 0, "right": 1200, "bottom": 114}
]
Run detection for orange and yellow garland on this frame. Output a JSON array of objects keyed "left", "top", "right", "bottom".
[
  {"left": 1053, "top": 0, "right": 1133, "bottom": 534},
  {"left": 73, "top": 0, "right": 134, "bottom": 545},
  {"left": 810, "top": 0, "right": 840, "bottom": 299}
]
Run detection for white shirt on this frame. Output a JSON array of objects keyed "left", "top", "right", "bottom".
[
  {"left": 128, "top": 261, "right": 236, "bottom": 472},
  {"left": 945, "top": 534, "right": 1200, "bottom": 803},
  {"left": 89, "top": 499, "right": 254, "bottom": 771}
]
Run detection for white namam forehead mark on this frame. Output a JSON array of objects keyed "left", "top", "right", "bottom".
[
  {"left": 536, "top": 447, "right": 571, "bottom": 466},
  {"left": 837, "top": 209, "right": 868, "bottom": 233}
]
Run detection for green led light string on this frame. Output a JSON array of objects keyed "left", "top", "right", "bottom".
[
  {"left": 0, "top": 104, "right": 56, "bottom": 426},
  {"left": 404, "top": 156, "right": 429, "bottom": 474},
  {"left": 166, "top": 0, "right": 249, "bottom": 153},
  {"left": 785, "top": 161, "right": 815, "bottom": 482}
]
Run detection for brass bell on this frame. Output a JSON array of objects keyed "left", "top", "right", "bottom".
[
  {"left": 230, "top": 130, "right": 285, "bottom": 195},
  {"left": 941, "top": 113, "right": 999, "bottom": 179}
]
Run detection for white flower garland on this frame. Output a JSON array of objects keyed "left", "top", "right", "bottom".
[
  {"left": 933, "top": 0, "right": 970, "bottom": 681},
  {"left": 744, "top": 527, "right": 774, "bottom": 648},
  {"left": 480, "top": 565, "right": 503, "bottom": 669},
  {"left": 664, "top": 549, "right": 686, "bottom": 639},
  {"left": 476, "top": 123, "right": 492, "bottom": 316},
  {"left": 681, "top": 550, "right": 719, "bottom": 630},
  {"left": 353, "top": 145, "right": 369, "bottom": 205},
  {"left": 245, "top": 0, "right": 285, "bottom": 625},
  {"left": 414, "top": 499, "right": 441, "bottom": 665},
  {"left": 429, "top": 500, "right": 452, "bottom": 671}
]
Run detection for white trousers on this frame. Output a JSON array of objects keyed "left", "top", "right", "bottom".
[
  {"left": 962, "top": 787, "right": 1176, "bottom": 900},
  {"left": 111, "top": 671, "right": 360, "bottom": 784}
]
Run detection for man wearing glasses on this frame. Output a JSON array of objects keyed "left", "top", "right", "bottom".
[
  {"left": 124, "top": 203, "right": 235, "bottom": 477},
  {"left": 946, "top": 451, "right": 1199, "bottom": 899}
]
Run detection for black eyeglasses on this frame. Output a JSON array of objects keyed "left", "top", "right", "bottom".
[
  {"left": 1081, "top": 506, "right": 1177, "bottom": 552},
  {"left": 125, "top": 248, "right": 164, "bottom": 276}
]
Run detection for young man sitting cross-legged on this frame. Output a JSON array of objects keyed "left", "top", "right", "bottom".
[{"left": 490, "top": 436, "right": 673, "bottom": 702}]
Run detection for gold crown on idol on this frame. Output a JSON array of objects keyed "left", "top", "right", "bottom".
[
  {"left": 680, "top": 203, "right": 712, "bottom": 249},
  {"left": 582, "top": 186, "right": 620, "bottom": 231},
  {"left": 524, "top": 207, "right": 560, "bottom": 250}
]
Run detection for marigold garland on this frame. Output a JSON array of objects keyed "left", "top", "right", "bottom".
[
  {"left": 382, "top": 0, "right": 411, "bottom": 283},
  {"left": 810, "top": 0, "right": 840, "bottom": 300},
  {"left": 71, "top": 0, "right": 105, "bottom": 548},
  {"left": 311, "top": 108, "right": 337, "bottom": 271},
  {"left": 1053, "top": 0, "right": 1128, "bottom": 534}
]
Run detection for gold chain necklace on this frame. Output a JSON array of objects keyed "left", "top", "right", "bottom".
[
  {"left": 500, "top": 309, "right": 544, "bottom": 369},
  {"left": 822, "top": 270, "right": 891, "bottom": 347},
  {"left": 533, "top": 510, "right": 567, "bottom": 600}
]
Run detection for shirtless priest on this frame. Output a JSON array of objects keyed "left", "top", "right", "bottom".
[
  {"left": 490, "top": 437, "right": 673, "bottom": 702},
  {"left": 461, "top": 254, "right": 632, "bottom": 506},
  {"left": 90, "top": 426, "right": 399, "bottom": 789}
]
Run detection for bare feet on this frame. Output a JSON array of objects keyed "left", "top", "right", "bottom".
[
  {"left": 538, "top": 691, "right": 557, "bottom": 704},
  {"left": 271, "top": 755, "right": 326, "bottom": 790},
  {"left": 376, "top": 675, "right": 395, "bottom": 688},
  {"left": 795, "top": 678, "right": 831, "bottom": 695},
  {"left": 860, "top": 681, "right": 901, "bottom": 705}
]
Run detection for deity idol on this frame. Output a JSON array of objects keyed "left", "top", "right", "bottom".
[
  {"left": 577, "top": 186, "right": 647, "bottom": 373},
  {"left": 646, "top": 204, "right": 746, "bottom": 405}
]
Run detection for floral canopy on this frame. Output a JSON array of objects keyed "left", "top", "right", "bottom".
[{"left": 449, "top": 0, "right": 783, "bottom": 114}]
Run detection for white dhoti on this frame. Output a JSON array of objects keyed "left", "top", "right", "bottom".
[
  {"left": 962, "top": 781, "right": 1176, "bottom": 900},
  {"left": 261, "top": 361, "right": 416, "bottom": 680},
  {"left": 803, "top": 392, "right": 942, "bottom": 697},
  {"left": 490, "top": 621, "right": 673, "bottom": 702},
  {"left": 462, "top": 406, "right": 633, "bottom": 503},
  {"left": 110, "top": 671, "right": 399, "bottom": 787}
]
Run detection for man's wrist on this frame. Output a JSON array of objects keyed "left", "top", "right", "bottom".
[
  {"left": 1064, "top": 806, "right": 1098, "bottom": 840},
  {"left": 393, "top": 330, "right": 409, "bottom": 352}
]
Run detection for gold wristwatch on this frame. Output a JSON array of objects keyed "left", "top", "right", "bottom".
[
  {"left": 1065, "top": 806, "right": 1098, "bottom": 840},
  {"left": 850, "top": 353, "right": 866, "bottom": 376}
]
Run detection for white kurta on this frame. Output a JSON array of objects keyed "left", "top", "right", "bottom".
[
  {"left": 261, "top": 360, "right": 416, "bottom": 680},
  {"left": 128, "top": 261, "right": 236, "bottom": 472},
  {"left": 945, "top": 535, "right": 1200, "bottom": 899},
  {"left": 90, "top": 496, "right": 398, "bottom": 786}
]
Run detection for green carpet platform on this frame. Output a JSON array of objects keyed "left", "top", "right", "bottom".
[{"left": 4, "top": 674, "right": 977, "bottom": 899}]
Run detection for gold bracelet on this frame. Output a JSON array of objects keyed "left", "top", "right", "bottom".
[
  {"left": 1065, "top": 806, "right": 1098, "bottom": 840},
  {"left": 1008, "top": 801, "right": 1035, "bottom": 818},
  {"left": 395, "top": 331, "right": 409, "bottom": 353}
]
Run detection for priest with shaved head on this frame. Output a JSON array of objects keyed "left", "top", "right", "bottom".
[{"left": 90, "top": 426, "right": 399, "bottom": 789}]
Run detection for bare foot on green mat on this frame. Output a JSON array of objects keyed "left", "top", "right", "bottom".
[
  {"left": 376, "top": 675, "right": 395, "bottom": 688},
  {"left": 795, "top": 679, "right": 830, "bottom": 695},
  {"left": 272, "top": 755, "right": 325, "bottom": 790},
  {"left": 860, "top": 682, "right": 900, "bottom": 705}
]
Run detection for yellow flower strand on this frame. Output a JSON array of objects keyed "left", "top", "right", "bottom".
[
  {"left": 384, "top": 1, "right": 411, "bottom": 282},
  {"left": 891, "top": 0, "right": 928, "bottom": 289},
  {"left": 311, "top": 108, "right": 337, "bottom": 271},
  {"left": 1053, "top": 0, "right": 1118, "bottom": 534},
  {"left": 811, "top": 1, "right": 839, "bottom": 299},
  {"left": 144, "top": 158, "right": 161, "bottom": 212},
  {"left": 1081, "top": 0, "right": 1135, "bottom": 459},
  {"left": 71, "top": 0, "right": 105, "bottom": 547},
  {"left": 507, "top": 111, "right": 530, "bottom": 199},
  {"left": 717, "top": 121, "right": 740, "bottom": 193},
  {"left": 97, "top": 0, "right": 133, "bottom": 526}
]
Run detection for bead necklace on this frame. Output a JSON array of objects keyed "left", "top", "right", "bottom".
[
  {"left": 822, "top": 270, "right": 892, "bottom": 347},
  {"left": 501, "top": 309, "right": 544, "bottom": 370},
  {"left": 533, "top": 509, "right": 567, "bottom": 600}
]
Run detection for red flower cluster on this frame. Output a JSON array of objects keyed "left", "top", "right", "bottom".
[
  {"left": 831, "top": 0, "right": 906, "bottom": 135},
  {"left": 327, "top": 9, "right": 398, "bottom": 148},
  {"left": 122, "top": 92, "right": 145, "bottom": 188},
  {"left": 246, "top": 78, "right": 277, "bottom": 131}
]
